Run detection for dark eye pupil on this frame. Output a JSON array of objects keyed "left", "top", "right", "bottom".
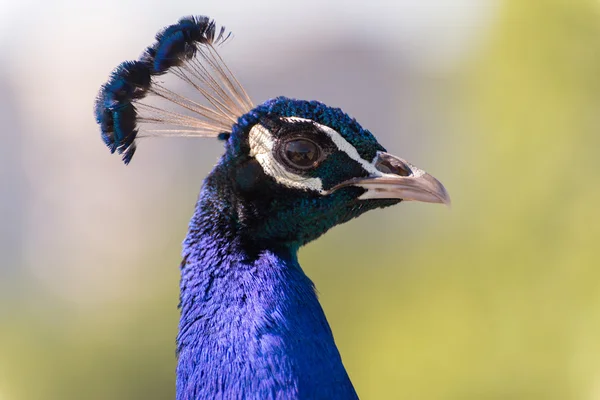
[{"left": 284, "top": 139, "right": 320, "bottom": 168}]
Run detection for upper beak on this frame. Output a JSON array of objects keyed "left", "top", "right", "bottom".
[{"left": 330, "top": 152, "right": 451, "bottom": 206}]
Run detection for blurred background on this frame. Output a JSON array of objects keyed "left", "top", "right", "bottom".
[{"left": 1, "top": 0, "right": 600, "bottom": 398}]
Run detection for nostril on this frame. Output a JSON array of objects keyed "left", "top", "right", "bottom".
[{"left": 375, "top": 154, "right": 412, "bottom": 177}]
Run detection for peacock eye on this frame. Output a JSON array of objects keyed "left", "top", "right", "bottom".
[{"left": 282, "top": 138, "right": 321, "bottom": 169}]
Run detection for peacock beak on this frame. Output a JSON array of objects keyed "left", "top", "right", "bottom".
[{"left": 330, "top": 152, "right": 451, "bottom": 205}]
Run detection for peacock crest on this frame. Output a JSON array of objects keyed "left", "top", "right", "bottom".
[{"left": 95, "top": 16, "right": 252, "bottom": 164}]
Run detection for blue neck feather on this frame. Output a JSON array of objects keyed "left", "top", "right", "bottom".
[{"left": 176, "top": 171, "right": 358, "bottom": 400}]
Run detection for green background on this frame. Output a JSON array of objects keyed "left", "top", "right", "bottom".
[{"left": 1, "top": 1, "right": 599, "bottom": 398}]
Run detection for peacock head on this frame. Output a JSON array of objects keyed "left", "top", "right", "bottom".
[
  {"left": 215, "top": 97, "right": 448, "bottom": 247},
  {"left": 95, "top": 16, "right": 449, "bottom": 248}
]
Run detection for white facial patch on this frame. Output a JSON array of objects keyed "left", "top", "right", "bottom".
[
  {"left": 248, "top": 117, "right": 384, "bottom": 194},
  {"left": 248, "top": 124, "right": 324, "bottom": 192}
]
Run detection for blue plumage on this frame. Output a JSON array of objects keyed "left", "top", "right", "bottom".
[
  {"left": 94, "top": 60, "right": 151, "bottom": 162},
  {"left": 147, "top": 16, "right": 228, "bottom": 74},
  {"left": 178, "top": 192, "right": 358, "bottom": 398},
  {"left": 95, "top": 15, "right": 450, "bottom": 399}
]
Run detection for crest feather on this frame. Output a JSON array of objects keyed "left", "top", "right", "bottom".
[{"left": 95, "top": 16, "right": 253, "bottom": 164}]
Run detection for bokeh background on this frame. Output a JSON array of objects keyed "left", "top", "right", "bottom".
[{"left": 1, "top": 0, "right": 600, "bottom": 399}]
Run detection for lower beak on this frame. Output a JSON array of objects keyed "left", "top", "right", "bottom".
[{"left": 331, "top": 152, "right": 451, "bottom": 206}]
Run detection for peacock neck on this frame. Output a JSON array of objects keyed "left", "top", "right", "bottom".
[{"left": 176, "top": 174, "right": 358, "bottom": 400}]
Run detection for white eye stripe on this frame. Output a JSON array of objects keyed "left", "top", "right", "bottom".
[
  {"left": 248, "top": 118, "right": 381, "bottom": 194},
  {"left": 280, "top": 117, "right": 382, "bottom": 177},
  {"left": 248, "top": 124, "right": 324, "bottom": 192}
]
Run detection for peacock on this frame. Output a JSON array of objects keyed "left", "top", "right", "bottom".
[{"left": 95, "top": 16, "right": 450, "bottom": 400}]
